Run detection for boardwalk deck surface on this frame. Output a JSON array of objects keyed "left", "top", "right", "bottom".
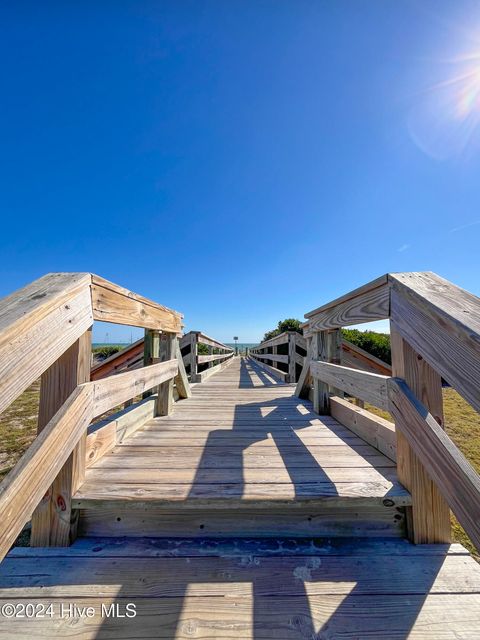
[
  {"left": 74, "top": 358, "right": 410, "bottom": 511},
  {"left": 2, "top": 358, "right": 480, "bottom": 637}
]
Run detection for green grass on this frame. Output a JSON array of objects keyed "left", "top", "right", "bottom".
[{"left": 0, "top": 380, "right": 40, "bottom": 482}]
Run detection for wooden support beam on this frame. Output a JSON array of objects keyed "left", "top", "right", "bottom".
[
  {"left": 143, "top": 329, "right": 160, "bottom": 399},
  {"left": 190, "top": 332, "right": 198, "bottom": 381},
  {"left": 390, "top": 324, "right": 451, "bottom": 544},
  {"left": 0, "top": 385, "right": 93, "bottom": 561},
  {"left": 310, "top": 360, "right": 389, "bottom": 410},
  {"left": 288, "top": 333, "right": 296, "bottom": 383},
  {"left": 311, "top": 331, "right": 329, "bottom": 414},
  {"left": 295, "top": 337, "right": 312, "bottom": 399},
  {"left": 174, "top": 342, "right": 191, "bottom": 399},
  {"left": 388, "top": 377, "right": 480, "bottom": 552},
  {"left": 31, "top": 327, "right": 92, "bottom": 547},
  {"left": 156, "top": 334, "right": 176, "bottom": 416},
  {"left": 92, "top": 359, "right": 177, "bottom": 417},
  {"left": 327, "top": 329, "right": 344, "bottom": 398},
  {"left": 330, "top": 396, "right": 396, "bottom": 462}
]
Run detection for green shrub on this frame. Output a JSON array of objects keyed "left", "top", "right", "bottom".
[
  {"left": 342, "top": 328, "right": 391, "bottom": 364},
  {"left": 263, "top": 319, "right": 303, "bottom": 342},
  {"left": 92, "top": 345, "right": 123, "bottom": 360}
]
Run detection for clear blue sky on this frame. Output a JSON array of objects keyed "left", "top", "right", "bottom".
[{"left": 1, "top": 2, "right": 480, "bottom": 343}]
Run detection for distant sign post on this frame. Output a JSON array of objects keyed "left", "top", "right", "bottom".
[{"left": 234, "top": 336, "right": 238, "bottom": 355}]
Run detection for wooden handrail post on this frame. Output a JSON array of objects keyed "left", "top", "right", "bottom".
[
  {"left": 390, "top": 324, "right": 451, "bottom": 543},
  {"left": 190, "top": 332, "right": 199, "bottom": 382},
  {"left": 327, "top": 329, "right": 344, "bottom": 398},
  {"left": 312, "top": 330, "right": 329, "bottom": 413},
  {"left": 143, "top": 329, "right": 160, "bottom": 398},
  {"left": 156, "top": 332, "right": 176, "bottom": 416},
  {"left": 288, "top": 332, "right": 296, "bottom": 383},
  {"left": 31, "top": 326, "right": 92, "bottom": 547}
]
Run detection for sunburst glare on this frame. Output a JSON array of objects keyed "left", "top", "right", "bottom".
[{"left": 408, "top": 51, "right": 480, "bottom": 160}]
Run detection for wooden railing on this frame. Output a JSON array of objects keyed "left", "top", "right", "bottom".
[
  {"left": 0, "top": 273, "right": 187, "bottom": 559},
  {"left": 250, "top": 331, "right": 391, "bottom": 384},
  {"left": 296, "top": 271, "right": 480, "bottom": 551},
  {"left": 180, "top": 331, "right": 234, "bottom": 382}
]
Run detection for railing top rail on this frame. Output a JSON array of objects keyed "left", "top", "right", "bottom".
[
  {"left": 252, "top": 331, "right": 291, "bottom": 350},
  {"left": 190, "top": 331, "right": 233, "bottom": 352},
  {"left": 305, "top": 274, "right": 389, "bottom": 319},
  {"left": 0, "top": 272, "right": 184, "bottom": 416}
]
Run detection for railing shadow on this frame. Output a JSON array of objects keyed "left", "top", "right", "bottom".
[
  {"left": 0, "top": 538, "right": 449, "bottom": 638},
  {"left": 0, "top": 357, "right": 447, "bottom": 638}
]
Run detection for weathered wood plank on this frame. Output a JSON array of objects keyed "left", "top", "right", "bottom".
[
  {"left": 248, "top": 352, "right": 289, "bottom": 364},
  {"left": 0, "top": 273, "right": 93, "bottom": 414},
  {"left": 342, "top": 340, "right": 392, "bottom": 376},
  {"left": 251, "top": 331, "right": 290, "bottom": 350},
  {"left": 1, "top": 593, "right": 479, "bottom": 639},
  {"left": 388, "top": 377, "right": 480, "bottom": 551},
  {"left": 91, "top": 274, "right": 182, "bottom": 332},
  {"left": 174, "top": 341, "right": 191, "bottom": 398},
  {"left": 196, "top": 332, "right": 233, "bottom": 351},
  {"left": 0, "top": 386, "right": 93, "bottom": 561},
  {"left": 9, "top": 536, "right": 469, "bottom": 558},
  {"left": 79, "top": 505, "right": 405, "bottom": 538},
  {"left": 155, "top": 334, "right": 176, "bottom": 416},
  {"left": 31, "top": 328, "right": 92, "bottom": 547},
  {"left": 90, "top": 338, "right": 144, "bottom": 381},
  {"left": 197, "top": 352, "right": 234, "bottom": 364},
  {"left": 305, "top": 275, "right": 390, "bottom": 331},
  {"left": 390, "top": 272, "right": 480, "bottom": 413},
  {"left": 85, "top": 396, "right": 157, "bottom": 467},
  {"left": 92, "top": 359, "right": 177, "bottom": 417},
  {"left": 330, "top": 397, "right": 396, "bottom": 461},
  {"left": 310, "top": 360, "right": 389, "bottom": 410},
  {"left": 4, "top": 552, "right": 479, "bottom": 598},
  {"left": 390, "top": 326, "right": 451, "bottom": 544}
]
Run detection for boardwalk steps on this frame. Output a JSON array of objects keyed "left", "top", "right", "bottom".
[
  {"left": 2, "top": 537, "right": 480, "bottom": 638},
  {"left": 1, "top": 271, "right": 480, "bottom": 637},
  {"left": 73, "top": 358, "right": 410, "bottom": 539}
]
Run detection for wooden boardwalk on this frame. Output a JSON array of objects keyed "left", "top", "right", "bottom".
[
  {"left": 73, "top": 357, "right": 411, "bottom": 538},
  {"left": 2, "top": 271, "right": 480, "bottom": 637}
]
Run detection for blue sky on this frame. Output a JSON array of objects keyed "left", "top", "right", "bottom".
[{"left": 1, "top": 1, "right": 480, "bottom": 343}]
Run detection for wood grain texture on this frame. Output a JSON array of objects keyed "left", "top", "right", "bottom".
[
  {"left": 1, "top": 593, "right": 479, "bottom": 639},
  {"left": 390, "top": 272, "right": 480, "bottom": 413},
  {"left": 155, "top": 334, "right": 176, "bottom": 416},
  {"left": 342, "top": 340, "right": 392, "bottom": 375},
  {"left": 311, "top": 331, "right": 329, "bottom": 414},
  {"left": 388, "top": 377, "right": 480, "bottom": 551},
  {"left": 90, "top": 338, "right": 144, "bottom": 381},
  {"left": 305, "top": 275, "right": 390, "bottom": 330},
  {"left": 0, "top": 386, "right": 93, "bottom": 561},
  {"left": 0, "top": 273, "right": 93, "bottom": 415},
  {"left": 174, "top": 341, "right": 191, "bottom": 398},
  {"left": 91, "top": 274, "right": 182, "bottom": 332},
  {"left": 31, "top": 328, "right": 92, "bottom": 547},
  {"left": 2, "top": 538, "right": 479, "bottom": 639},
  {"left": 390, "top": 326, "right": 451, "bottom": 544},
  {"left": 311, "top": 360, "right": 389, "bottom": 410},
  {"left": 195, "top": 332, "right": 233, "bottom": 351},
  {"left": 330, "top": 396, "right": 396, "bottom": 461},
  {"left": 92, "top": 359, "right": 178, "bottom": 417},
  {"left": 197, "top": 352, "right": 234, "bottom": 364}
]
